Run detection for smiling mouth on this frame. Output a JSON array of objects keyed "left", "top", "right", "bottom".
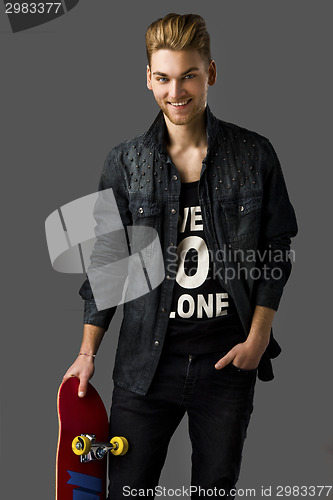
[{"left": 168, "top": 99, "right": 192, "bottom": 108}]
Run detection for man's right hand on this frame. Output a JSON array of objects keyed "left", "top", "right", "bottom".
[{"left": 62, "top": 355, "right": 95, "bottom": 398}]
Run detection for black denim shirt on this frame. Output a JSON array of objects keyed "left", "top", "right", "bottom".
[{"left": 79, "top": 106, "right": 298, "bottom": 395}]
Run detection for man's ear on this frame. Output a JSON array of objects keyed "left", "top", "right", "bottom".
[
  {"left": 208, "top": 60, "right": 217, "bottom": 86},
  {"left": 147, "top": 65, "right": 153, "bottom": 90}
]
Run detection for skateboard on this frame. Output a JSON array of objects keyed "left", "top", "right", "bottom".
[{"left": 56, "top": 376, "right": 128, "bottom": 499}]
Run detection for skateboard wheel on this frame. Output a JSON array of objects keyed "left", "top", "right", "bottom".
[
  {"left": 72, "top": 436, "right": 91, "bottom": 456},
  {"left": 110, "top": 436, "right": 129, "bottom": 456}
]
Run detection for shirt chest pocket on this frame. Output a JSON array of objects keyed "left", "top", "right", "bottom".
[
  {"left": 128, "top": 197, "right": 164, "bottom": 260},
  {"left": 220, "top": 194, "right": 262, "bottom": 249},
  {"left": 130, "top": 198, "right": 163, "bottom": 227}
]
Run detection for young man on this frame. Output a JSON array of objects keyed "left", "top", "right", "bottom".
[{"left": 63, "top": 13, "right": 297, "bottom": 499}]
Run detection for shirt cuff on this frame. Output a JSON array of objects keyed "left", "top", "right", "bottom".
[
  {"left": 83, "top": 299, "right": 115, "bottom": 331},
  {"left": 254, "top": 284, "right": 283, "bottom": 311}
]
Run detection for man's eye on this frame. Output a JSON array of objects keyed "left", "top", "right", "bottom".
[
  {"left": 184, "top": 74, "right": 195, "bottom": 79},
  {"left": 157, "top": 77, "right": 168, "bottom": 82}
]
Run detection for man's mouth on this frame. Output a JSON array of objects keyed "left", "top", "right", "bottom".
[{"left": 168, "top": 99, "right": 192, "bottom": 108}]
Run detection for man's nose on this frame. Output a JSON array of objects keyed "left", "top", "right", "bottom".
[{"left": 168, "top": 80, "right": 185, "bottom": 100}]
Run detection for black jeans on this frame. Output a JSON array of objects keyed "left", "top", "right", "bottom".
[{"left": 108, "top": 350, "right": 257, "bottom": 499}]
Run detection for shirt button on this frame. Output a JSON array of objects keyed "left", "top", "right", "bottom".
[
  {"left": 166, "top": 275, "right": 171, "bottom": 280},
  {"left": 138, "top": 207, "right": 144, "bottom": 214},
  {"left": 161, "top": 307, "right": 167, "bottom": 312},
  {"left": 171, "top": 208, "right": 177, "bottom": 214},
  {"left": 154, "top": 340, "right": 160, "bottom": 347},
  {"left": 172, "top": 175, "right": 178, "bottom": 181},
  {"left": 239, "top": 205, "right": 244, "bottom": 212}
]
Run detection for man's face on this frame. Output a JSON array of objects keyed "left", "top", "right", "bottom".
[{"left": 147, "top": 49, "right": 216, "bottom": 126}]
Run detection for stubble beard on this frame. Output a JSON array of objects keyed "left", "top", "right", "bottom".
[{"left": 157, "top": 95, "right": 207, "bottom": 126}]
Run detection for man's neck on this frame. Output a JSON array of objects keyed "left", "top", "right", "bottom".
[{"left": 164, "top": 108, "right": 207, "bottom": 152}]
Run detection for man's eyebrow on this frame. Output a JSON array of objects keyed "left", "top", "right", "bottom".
[{"left": 152, "top": 67, "right": 200, "bottom": 77}]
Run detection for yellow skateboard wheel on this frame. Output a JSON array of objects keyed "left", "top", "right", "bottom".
[
  {"left": 72, "top": 436, "right": 91, "bottom": 456},
  {"left": 110, "top": 436, "right": 129, "bottom": 456}
]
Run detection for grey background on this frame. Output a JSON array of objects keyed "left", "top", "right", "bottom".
[{"left": 0, "top": 0, "right": 332, "bottom": 498}]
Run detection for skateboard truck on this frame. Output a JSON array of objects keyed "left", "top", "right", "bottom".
[{"left": 72, "top": 434, "right": 129, "bottom": 463}]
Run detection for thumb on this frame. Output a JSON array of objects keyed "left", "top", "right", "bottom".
[{"left": 78, "top": 377, "right": 88, "bottom": 398}]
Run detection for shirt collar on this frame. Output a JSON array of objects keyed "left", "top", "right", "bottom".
[{"left": 141, "top": 105, "right": 221, "bottom": 157}]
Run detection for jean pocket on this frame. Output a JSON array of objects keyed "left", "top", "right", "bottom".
[{"left": 230, "top": 363, "right": 258, "bottom": 374}]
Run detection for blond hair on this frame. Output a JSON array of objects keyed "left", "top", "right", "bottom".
[{"left": 145, "top": 13, "right": 212, "bottom": 68}]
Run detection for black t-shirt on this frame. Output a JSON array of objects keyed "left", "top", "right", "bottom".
[{"left": 164, "top": 181, "right": 245, "bottom": 354}]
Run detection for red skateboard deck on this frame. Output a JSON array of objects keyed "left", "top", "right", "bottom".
[{"left": 56, "top": 377, "right": 115, "bottom": 499}]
